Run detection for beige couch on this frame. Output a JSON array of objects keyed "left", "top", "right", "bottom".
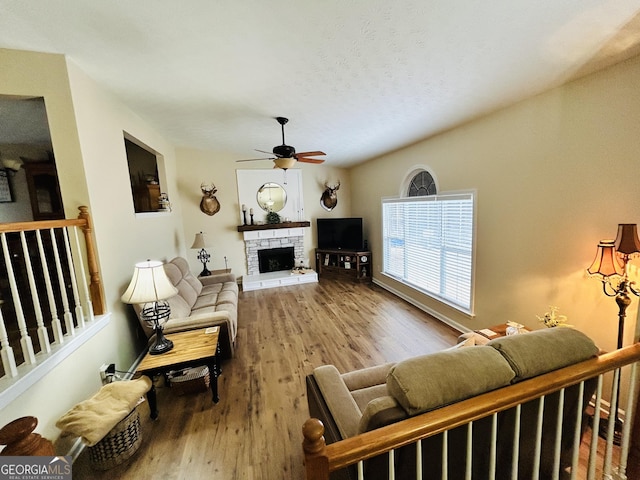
[
  {"left": 134, "top": 257, "right": 239, "bottom": 358},
  {"left": 306, "top": 328, "right": 599, "bottom": 480}
]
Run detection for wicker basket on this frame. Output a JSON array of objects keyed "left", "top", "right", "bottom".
[
  {"left": 88, "top": 407, "right": 142, "bottom": 470},
  {"left": 168, "top": 365, "right": 210, "bottom": 395}
]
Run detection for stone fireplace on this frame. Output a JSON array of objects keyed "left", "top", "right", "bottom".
[{"left": 239, "top": 223, "right": 318, "bottom": 291}]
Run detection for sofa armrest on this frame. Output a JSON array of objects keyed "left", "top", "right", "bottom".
[
  {"left": 200, "top": 272, "right": 236, "bottom": 286},
  {"left": 358, "top": 396, "right": 407, "bottom": 434},
  {"left": 313, "top": 365, "right": 363, "bottom": 439}
]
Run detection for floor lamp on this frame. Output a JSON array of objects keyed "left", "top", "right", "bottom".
[{"left": 587, "top": 224, "right": 640, "bottom": 443}]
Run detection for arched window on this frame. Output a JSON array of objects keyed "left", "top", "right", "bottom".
[{"left": 407, "top": 170, "right": 436, "bottom": 197}]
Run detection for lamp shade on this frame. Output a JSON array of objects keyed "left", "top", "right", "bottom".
[
  {"left": 191, "top": 232, "right": 212, "bottom": 249},
  {"left": 587, "top": 240, "right": 624, "bottom": 278},
  {"left": 121, "top": 260, "right": 178, "bottom": 304},
  {"left": 614, "top": 224, "right": 640, "bottom": 256}
]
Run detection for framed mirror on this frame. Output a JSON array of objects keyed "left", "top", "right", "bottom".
[{"left": 256, "top": 182, "right": 286, "bottom": 212}]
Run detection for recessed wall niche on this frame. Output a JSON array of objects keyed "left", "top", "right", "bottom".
[{"left": 124, "top": 135, "right": 168, "bottom": 213}]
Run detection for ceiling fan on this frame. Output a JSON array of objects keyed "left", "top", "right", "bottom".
[{"left": 236, "top": 117, "right": 326, "bottom": 170}]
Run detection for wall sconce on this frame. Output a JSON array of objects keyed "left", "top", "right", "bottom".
[
  {"left": 587, "top": 223, "right": 640, "bottom": 443},
  {"left": 191, "top": 232, "right": 213, "bottom": 276}
]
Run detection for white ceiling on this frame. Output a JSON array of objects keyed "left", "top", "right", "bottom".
[{"left": 1, "top": 1, "right": 640, "bottom": 168}]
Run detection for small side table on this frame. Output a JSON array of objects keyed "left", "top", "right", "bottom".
[
  {"left": 136, "top": 327, "right": 220, "bottom": 419},
  {"left": 199, "top": 268, "right": 231, "bottom": 279}
]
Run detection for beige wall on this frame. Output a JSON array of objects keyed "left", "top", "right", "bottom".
[
  {"left": 174, "top": 147, "right": 350, "bottom": 276},
  {"left": 0, "top": 49, "right": 184, "bottom": 442},
  {"left": 351, "top": 54, "right": 640, "bottom": 352}
]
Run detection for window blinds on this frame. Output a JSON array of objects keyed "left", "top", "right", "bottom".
[{"left": 382, "top": 193, "right": 474, "bottom": 313}]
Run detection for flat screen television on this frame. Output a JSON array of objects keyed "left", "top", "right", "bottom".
[{"left": 317, "top": 217, "right": 364, "bottom": 251}]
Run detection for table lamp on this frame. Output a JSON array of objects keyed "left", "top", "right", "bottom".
[
  {"left": 121, "top": 260, "right": 178, "bottom": 355},
  {"left": 191, "top": 232, "right": 213, "bottom": 276}
]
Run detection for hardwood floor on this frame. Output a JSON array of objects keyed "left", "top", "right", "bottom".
[{"left": 71, "top": 279, "right": 459, "bottom": 479}]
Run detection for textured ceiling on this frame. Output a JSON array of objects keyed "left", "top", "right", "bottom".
[{"left": 1, "top": 1, "right": 640, "bottom": 168}]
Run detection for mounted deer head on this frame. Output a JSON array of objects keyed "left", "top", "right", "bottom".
[
  {"left": 200, "top": 182, "right": 220, "bottom": 216},
  {"left": 320, "top": 181, "right": 340, "bottom": 211}
]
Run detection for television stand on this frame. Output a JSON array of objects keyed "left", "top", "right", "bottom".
[{"left": 315, "top": 249, "right": 371, "bottom": 283}]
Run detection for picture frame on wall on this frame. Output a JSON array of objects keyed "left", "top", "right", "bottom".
[{"left": 0, "top": 170, "right": 13, "bottom": 203}]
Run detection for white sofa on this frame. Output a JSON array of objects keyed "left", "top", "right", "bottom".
[{"left": 134, "top": 257, "right": 239, "bottom": 358}]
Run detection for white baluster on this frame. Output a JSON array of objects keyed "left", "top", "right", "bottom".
[
  {"left": 416, "top": 438, "right": 423, "bottom": 480},
  {"left": 19, "top": 231, "right": 51, "bottom": 354},
  {"left": 72, "top": 226, "right": 93, "bottom": 322},
  {"left": 36, "top": 230, "right": 63, "bottom": 344},
  {"left": 569, "top": 382, "right": 585, "bottom": 480},
  {"left": 357, "top": 460, "right": 364, "bottom": 480},
  {"left": 0, "top": 308, "right": 18, "bottom": 377},
  {"left": 532, "top": 396, "right": 545, "bottom": 480},
  {"left": 511, "top": 404, "right": 521, "bottom": 479},
  {"left": 465, "top": 424, "right": 472, "bottom": 480},
  {"left": 1, "top": 232, "right": 35, "bottom": 364},
  {"left": 489, "top": 413, "right": 497, "bottom": 479},
  {"left": 63, "top": 227, "right": 84, "bottom": 328},
  {"left": 388, "top": 448, "right": 395, "bottom": 480},
  {"left": 49, "top": 228, "right": 74, "bottom": 336},
  {"left": 588, "top": 376, "right": 604, "bottom": 480},
  {"left": 552, "top": 388, "right": 566, "bottom": 480},
  {"left": 603, "top": 369, "right": 620, "bottom": 477},
  {"left": 618, "top": 363, "right": 637, "bottom": 478},
  {"left": 441, "top": 430, "right": 448, "bottom": 480}
]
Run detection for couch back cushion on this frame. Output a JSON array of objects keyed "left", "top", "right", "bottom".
[
  {"left": 387, "top": 347, "right": 515, "bottom": 416},
  {"left": 487, "top": 327, "right": 599, "bottom": 382},
  {"left": 163, "top": 258, "right": 201, "bottom": 310},
  {"left": 170, "top": 257, "right": 203, "bottom": 295}
]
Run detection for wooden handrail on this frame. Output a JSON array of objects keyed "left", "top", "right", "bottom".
[
  {"left": 303, "top": 342, "right": 640, "bottom": 474},
  {"left": 0, "top": 206, "right": 106, "bottom": 316}
]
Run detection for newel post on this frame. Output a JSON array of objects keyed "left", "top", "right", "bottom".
[
  {"left": 77, "top": 206, "right": 106, "bottom": 315},
  {"left": 303, "top": 418, "right": 330, "bottom": 480}
]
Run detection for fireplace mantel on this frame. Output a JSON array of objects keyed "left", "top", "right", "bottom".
[{"left": 237, "top": 221, "right": 310, "bottom": 232}]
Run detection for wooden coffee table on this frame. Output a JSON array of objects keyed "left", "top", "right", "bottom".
[{"left": 137, "top": 327, "right": 220, "bottom": 419}]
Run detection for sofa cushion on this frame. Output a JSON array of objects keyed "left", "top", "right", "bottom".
[
  {"left": 166, "top": 293, "right": 191, "bottom": 319},
  {"left": 170, "top": 257, "right": 203, "bottom": 295},
  {"left": 487, "top": 327, "right": 599, "bottom": 382},
  {"left": 387, "top": 347, "right": 515, "bottom": 416}
]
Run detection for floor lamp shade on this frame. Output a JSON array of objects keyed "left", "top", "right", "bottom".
[
  {"left": 587, "top": 240, "right": 624, "bottom": 278},
  {"left": 614, "top": 224, "right": 640, "bottom": 257}
]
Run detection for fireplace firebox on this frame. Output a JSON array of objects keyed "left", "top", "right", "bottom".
[{"left": 258, "top": 247, "right": 295, "bottom": 273}]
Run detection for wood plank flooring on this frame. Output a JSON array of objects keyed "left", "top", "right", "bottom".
[{"left": 71, "top": 279, "right": 459, "bottom": 479}]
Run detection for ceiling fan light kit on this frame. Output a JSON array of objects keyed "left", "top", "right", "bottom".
[
  {"left": 236, "top": 117, "right": 326, "bottom": 170},
  {"left": 274, "top": 157, "right": 296, "bottom": 170}
]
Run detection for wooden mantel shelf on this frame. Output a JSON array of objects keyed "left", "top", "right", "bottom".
[{"left": 237, "top": 221, "right": 310, "bottom": 232}]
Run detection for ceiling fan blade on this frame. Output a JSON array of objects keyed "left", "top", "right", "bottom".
[
  {"left": 296, "top": 151, "right": 326, "bottom": 157},
  {"left": 297, "top": 157, "right": 325, "bottom": 164},
  {"left": 254, "top": 149, "right": 274, "bottom": 155},
  {"left": 236, "top": 157, "right": 274, "bottom": 162}
]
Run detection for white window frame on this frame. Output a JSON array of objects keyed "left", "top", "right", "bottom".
[{"left": 382, "top": 191, "right": 476, "bottom": 315}]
